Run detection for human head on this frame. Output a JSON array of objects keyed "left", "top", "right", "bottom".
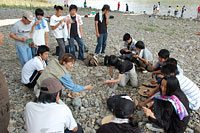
[
  {"left": 37, "top": 45, "right": 49, "bottom": 60},
  {"left": 158, "top": 2, "right": 160, "bottom": 5},
  {"left": 123, "top": 33, "right": 132, "bottom": 44},
  {"left": 102, "top": 4, "right": 110, "bottom": 13},
  {"left": 177, "top": 5, "right": 179, "bottom": 7},
  {"left": 35, "top": 8, "right": 44, "bottom": 20},
  {"left": 38, "top": 78, "right": 64, "bottom": 103},
  {"left": 22, "top": 11, "right": 34, "bottom": 24},
  {"left": 60, "top": 53, "right": 75, "bottom": 70},
  {"left": 158, "top": 49, "right": 170, "bottom": 62},
  {"left": 161, "top": 76, "right": 181, "bottom": 96},
  {"left": 165, "top": 58, "right": 177, "bottom": 65},
  {"left": 161, "top": 64, "right": 179, "bottom": 76},
  {"left": 104, "top": 55, "right": 119, "bottom": 67},
  {"left": 169, "top": 6, "right": 171, "bottom": 8},
  {"left": 69, "top": 4, "right": 78, "bottom": 16},
  {"left": 55, "top": 5, "right": 63, "bottom": 17},
  {"left": 114, "top": 97, "right": 136, "bottom": 118},
  {"left": 135, "top": 41, "right": 145, "bottom": 51}
]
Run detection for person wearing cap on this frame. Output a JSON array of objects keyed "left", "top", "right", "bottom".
[
  {"left": 94, "top": 4, "right": 110, "bottom": 57},
  {"left": 10, "top": 11, "right": 34, "bottom": 67},
  {"left": 25, "top": 78, "right": 83, "bottom": 133},
  {"left": 97, "top": 95, "right": 141, "bottom": 133},
  {"left": 0, "top": 32, "right": 10, "bottom": 133},
  {"left": 36, "top": 53, "right": 93, "bottom": 97}
]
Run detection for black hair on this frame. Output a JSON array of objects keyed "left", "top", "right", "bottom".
[
  {"left": 102, "top": 4, "right": 110, "bottom": 11},
  {"left": 163, "top": 76, "right": 181, "bottom": 96},
  {"left": 158, "top": 49, "right": 170, "bottom": 59},
  {"left": 69, "top": 4, "right": 78, "bottom": 11},
  {"left": 165, "top": 58, "right": 177, "bottom": 65},
  {"left": 37, "top": 45, "right": 49, "bottom": 56},
  {"left": 35, "top": 8, "right": 44, "bottom": 16},
  {"left": 104, "top": 55, "right": 119, "bottom": 66},
  {"left": 135, "top": 41, "right": 145, "bottom": 49},
  {"left": 123, "top": 33, "right": 131, "bottom": 41},
  {"left": 161, "top": 64, "right": 179, "bottom": 76},
  {"left": 38, "top": 89, "right": 62, "bottom": 103},
  {"left": 55, "top": 5, "right": 63, "bottom": 11}
]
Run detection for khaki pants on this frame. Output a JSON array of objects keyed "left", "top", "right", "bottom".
[{"left": 119, "top": 65, "right": 138, "bottom": 87}]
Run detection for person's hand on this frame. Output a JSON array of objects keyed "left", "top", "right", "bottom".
[
  {"left": 85, "top": 85, "right": 93, "bottom": 90},
  {"left": 143, "top": 107, "right": 153, "bottom": 117},
  {"left": 152, "top": 72, "right": 156, "bottom": 78},
  {"left": 67, "top": 19, "right": 72, "bottom": 24},
  {"left": 105, "top": 12, "right": 109, "bottom": 18},
  {"left": 133, "top": 54, "right": 139, "bottom": 58},
  {"left": 96, "top": 32, "right": 100, "bottom": 38},
  {"left": 59, "top": 19, "right": 64, "bottom": 25},
  {"left": 109, "top": 82, "right": 115, "bottom": 88},
  {"left": 103, "top": 80, "right": 110, "bottom": 84},
  {"left": 138, "top": 102, "right": 145, "bottom": 108},
  {"left": 21, "top": 37, "right": 28, "bottom": 42},
  {"left": 147, "top": 89, "right": 155, "bottom": 97},
  {"left": 34, "top": 20, "right": 39, "bottom": 26}
]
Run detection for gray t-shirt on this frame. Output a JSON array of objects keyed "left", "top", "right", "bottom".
[
  {"left": 10, "top": 20, "right": 32, "bottom": 46},
  {"left": 154, "top": 61, "right": 164, "bottom": 68},
  {"left": 138, "top": 48, "right": 153, "bottom": 62},
  {"left": 123, "top": 38, "right": 137, "bottom": 51}
]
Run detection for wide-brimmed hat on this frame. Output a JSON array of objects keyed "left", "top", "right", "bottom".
[{"left": 138, "top": 86, "right": 154, "bottom": 97}]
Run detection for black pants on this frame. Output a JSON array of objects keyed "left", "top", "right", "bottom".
[{"left": 25, "top": 70, "right": 41, "bottom": 89}]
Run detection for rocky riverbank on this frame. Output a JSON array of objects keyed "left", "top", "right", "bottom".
[{"left": 0, "top": 7, "right": 199, "bottom": 133}]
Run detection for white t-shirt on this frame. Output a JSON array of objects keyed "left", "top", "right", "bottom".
[
  {"left": 25, "top": 102, "right": 77, "bottom": 133},
  {"left": 50, "top": 15, "right": 65, "bottom": 38},
  {"left": 32, "top": 19, "right": 49, "bottom": 46},
  {"left": 21, "top": 57, "right": 46, "bottom": 84},
  {"left": 176, "top": 74, "right": 200, "bottom": 110}
]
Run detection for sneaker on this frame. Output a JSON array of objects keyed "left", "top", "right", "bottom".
[
  {"left": 94, "top": 53, "right": 99, "bottom": 57},
  {"left": 142, "top": 70, "right": 148, "bottom": 74},
  {"left": 101, "top": 53, "right": 106, "bottom": 57},
  {"left": 145, "top": 123, "right": 164, "bottom": 133}
]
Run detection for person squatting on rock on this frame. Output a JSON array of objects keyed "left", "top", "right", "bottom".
[
  {"left": 143, "top": 76, "right": 190, "bottom": 133},
  {"left": 66, "top": 4, "right": 85, "bottom": 60},
  {"left": 30, "top": 8, "right": 49, "bottom": 57},
  {"left": 35, "top": 53, "right": 93, "bottom": 97},
  {"left": 94, "top": 4, "right": 110, "bottom": 57},
  {"left": 25, "top": 78, "right": 84, "bottom": 133},
  {"left": 21, "top": 45, "right": 49, "bottom": 89},
  {"left": 97, "top": 95, "right": 141, "bottom": 133},
  {"left": 10, "top": 11, "right": 34, "bottom": 67},
  {"left": 103, "top": 55, "right": 138, "bottom": 88}
]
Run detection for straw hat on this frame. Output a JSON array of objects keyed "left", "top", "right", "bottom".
[
  {"left": 142, "top": 82, "right": 157, "bottom": 88},
  {"left": 138, "top": 86, "right": 154, "bottom": 97}
]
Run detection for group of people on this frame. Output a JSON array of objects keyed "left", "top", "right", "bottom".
[
  {"left": 0, "top": 2, "right": 199, "bottom": 133},
  {"left": 117, "top": 2, "right": 129, "bottom": 12}
]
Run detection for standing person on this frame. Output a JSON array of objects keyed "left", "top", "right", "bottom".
[
  {"left": 153, "top": 5, "right": 156, "bottom": 15},
  {"left": 50, "top": 6, "right": 68, "bottom": 61},
  {"left": 31, "top": 8, "right": 49, "bottom": 57},
  {"left": 167, "top": 6, "right": 172, "bottom": 16},
  {"left": 181, "top": 6, "right": 186, "bottom": 17},
  {"left": 155, "top": 2, "right": 160, "bottom": 15},
  {"left": 0, "top": 33, "right": 10, "bottom": 133},
  {"left": 25, "top": 78, "right": 83, "bottom": 133},
  {"left": 66, "top": 5, "right": 85, "bottom": 60},
  {"left": 126, "top": 3, "right": 129, "bottom": 12},
  {"left": 197, "top": 5, "right": 200, "bottom": 19},
  {"left": 21, "top": 45, "right": 49, "bottom": 89},
  {"left": 174, "top": 6, "right": 179, "bottom": 17},
  {"left": 64, "top": 0, "right": 68, "bottom": 7},
  {"left": 84, "top": 0, "right": 87, "bottom": 8},
  {"left": 10, "top": 11, "right": 34, "bottom": 67},
  {"left": 94, "top": 5, "right": 110, "bottom": 57},
  {"left": 117, "top": 2, "right": 120, "bottom": 11}
]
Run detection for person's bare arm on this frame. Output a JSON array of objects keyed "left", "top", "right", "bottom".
[
  {"left": 103, "top": 74, "right": 123, "bottom": 84},
  {"left": 51, "top": 19, "right": 64, "bottom": 30},
  {"left": 71, "top": 126, "right": 78, "bottom": 132},
  {"left": 109, "top": 66, "right": 114, "bottom": 78},
  {"left": 152, "top": 70, "right": 161, "bottom": 78},
  {"left": 105, "top": 13, "right": 109, "bottom": 25},
  {"left": 10, "top": 32, "right": 27, "bottom": 42},
  {"left": 45, "top": 32, "right": 48, "bottom": 46},
  {"left": 95, "top": 21, "right": 99, "bottom": 38}
]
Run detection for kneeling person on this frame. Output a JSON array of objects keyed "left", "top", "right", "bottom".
[
  {"left": 21, "top": 45, "right": 49, "bottom": 89},
  {"left": 25, "top": 78, "right": 83, "bottom": 133},
  {"left": 104, "top": 55, "right": 138, "bottom": 87}
]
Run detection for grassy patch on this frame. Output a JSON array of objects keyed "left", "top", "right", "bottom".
[
  {"left": 148, "top": 23, "right": 159, "bottom": 28},
  {"left": 144, "top": 27, "right": 155, "bottom": 32},
  {"left": 167, "top": 31, "right": 175, "bottom": 36}
]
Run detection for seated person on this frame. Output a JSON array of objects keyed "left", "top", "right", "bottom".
[
  {"left": 164, "top": 57, "right": 183, "bottom": 75},
  {"left": 97, "top": 95, "right": 141, "bottom": 133},
  {"left": 143, "top": 76, "right": 190, "bottom": 133},
  {"left": 21, "top": 45, "right": 49, "bottom": 89},
  {"left": 140, "top": 64, "right": 200, "bottom": 110},
  {"left": 103, "top": 55, "right": 138, "bottom": 87},
  {"left": 25, "top": 78, "right": 83, "bottom": 133},
  {"left": 133, "top": 41, "right": 153, "bottom": 72},
  {"left": 120, "top": 33, "right": 137, "bottom": 55},
  {"left": 35, "top": 53, "right": 93, "bottom": 97}
]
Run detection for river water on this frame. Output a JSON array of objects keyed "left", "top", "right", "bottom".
[{"left": 49, "top": 0, "right": 199, "bottom": 18}]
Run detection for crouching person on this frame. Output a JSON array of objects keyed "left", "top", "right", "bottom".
[
  {"left": 21, "top": 45, "right": 49, "bottom": 89},
  {"left": 25, "top": 78, "right": 83, "bottom": 133},
  {"left": 103, "top": 55, "right": 138, "bottom": 87}
]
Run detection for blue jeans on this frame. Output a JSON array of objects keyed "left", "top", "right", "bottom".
[
  {"left": 69, "top": 37, "right": 84, "bottom": 59},
  {"left": 64, "top": 123, "right": 83, "bottom": 133},
  {"left": 95, "top": 33, "right": 108, "bottom": 54},
  {"left": 31, "top": 46, "right": 37, "bottom": 57},
  {"left": 15, "top": 45, "right": 32, "bottom": 67}
]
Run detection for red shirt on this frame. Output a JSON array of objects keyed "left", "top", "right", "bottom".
[{"left": 198, "top": 6, "right": 200, "bottom": 12}]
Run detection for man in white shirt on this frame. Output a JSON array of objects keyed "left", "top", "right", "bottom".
[
  {"left": 31, "top": 8, "right": 49, "bottom": 57},
  {"left": 21, "top": 45, "right": 49, "bottom": 89},
  {"left": 50, "top": 6, "right": 67, "bottom": 60},
  {"left": 25, "top": 78, "right": 83, "bottom": 133}
]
